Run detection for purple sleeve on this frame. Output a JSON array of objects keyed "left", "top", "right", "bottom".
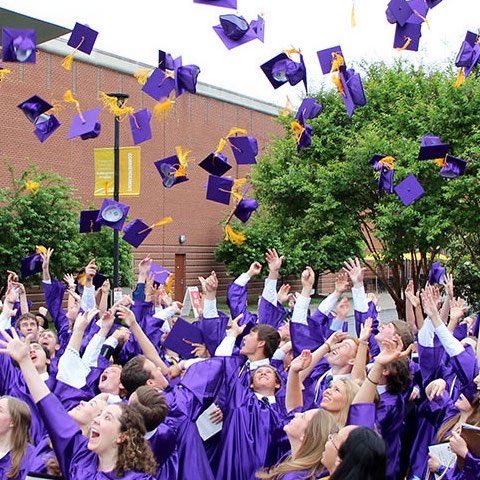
[
  {"left": 42, "top": 280, "right": 66, "bottom": 325},
  {"left": 226, "top": 281, "right": 258, "bottom": 328},
  {"left": 258, "top": 298, "right": 287, "bottom": 329},
  {"left": 0, "top": 351, "right": 18, "bottom": 395},
  {"left": 449, "top": 348, "right": 478, "bottom": 388},
  {"left": 36, "top": 392, "right": 89, "bottom": 477},
  {"left": 355, "top": 301, "right": 380, "bottom": 356},
  {"left": 196, "top": 311, "right": 230, "bottom": 355},
  {"left": 290, "top": 318, "right": 325, "bottom": 358},
  {"left": 463, "top": 452, "right": 480, "bottom": 479},
  {"left": 347, "top": 403, "right": 376, "bottom": 429}
]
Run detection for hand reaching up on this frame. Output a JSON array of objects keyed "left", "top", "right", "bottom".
[{"left": 343, "top": 257, "right": 365, "bottom": 288}]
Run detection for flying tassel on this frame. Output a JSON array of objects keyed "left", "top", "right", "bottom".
[
  {"left": 61, "top": 36, "right": 85, "bottom": 71},
  {"left": 284, "top": 48, "right": 301, "bottom": 59},
  {"left": 379, "top": 156, "right": 395, "bottom": 169},
  {"left": 291, "top": 121, "right": 305, "bottom": 144},
  {"left": 174, "top": 146, "right": 192, "bottom": 178},
  {"left": 98, "top": 92, "right": 135, "bottom": 120},
  {"left": 434, "top": 156, "right": 447, "bottom": 168},
  {"left": 330, "top": 52, "right": 345, "bottom": 73},
  {"left": 165, "top": 274, "right": 175, "bottom": 295},
  {"left": 454, "top": 68, "right": 466, "bottom": 88},
  {"left": 25, "top": 180, "right": 40, "bottom": 195},
  {"left": 137, "top": 216, "right": 173, "bottom": 235},
  {"left": 153, "top": 97, "right": 175, "bottom": 120},
  {"left": 332, "top": 72, "right": 346, "bottom": 96},
  {"left": 103, "top": 180, "right": 109, "bottom": 196},
  {"left": 231, "top": 178, "right": 247, "bottom": 202},
  {"left": 396, "top": 36, "right": 412, "bottom": 51},
  {"left": 35, "top": 245, "right": 47, "bottom": 255},
  {"left": 63, "top": 89, "right": 85, "bottom": 123},
  {"left": 412, "top": 10, "right": 430, "bottom": 29},
  {"left": 351, "top": 1, "right": 357, "bottom": 28},
  {"left": 0, "top": 68, "right": 11, "bottom": 81},
  {"left": 215, "top": 127, "right": 249, "bottom": 154},
  {"left": 134, "top": 68, "right": 153, "bottom": 85},
  {"left": 224, "top": 224, "right": 246, "bottom": 245}
]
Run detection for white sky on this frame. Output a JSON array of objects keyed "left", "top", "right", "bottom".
[{"left": 2, "top": 0, "right": 480, "bottom": 106}]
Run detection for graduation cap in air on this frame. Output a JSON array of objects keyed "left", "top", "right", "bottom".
[
  {"left": 122, "top": 217, "right": 173, "bottom": 248},
  {"left": 338, "top": 68, "right": 367, "bottom": 117},
  {"left": 129, "top": 108, "right": 152, "bottom": 145},
  {"left": 418, "top": 135, "right": 450, "bottom": 160},
  {"left": 295, "top": 98, "right": 323, "bottom": 121},
  {"left": 193, "top": 0, "right": 237, "bottom": 9},
  {"left": 206, "top": 175, "right": 235, "bottom": 205},
  {"left": 162, "top": 317, "right": 205, "bottom": 359},
  {"left": 213, "top": 14, "right": 265, "bottom": 49},
  {"left": 439, "top": 155, "right": 467, "bottom": 179},
  {"left": 67, "top": 107, "right": 101, "bottom": 140},
  {"left": 291, "top": 112, "right": 313, "bottom": 152},
  {"left": 79, "top": 210, "right": 102, "bottom": 233},
  {"left": 21, "top": 251, "right": 43, "bottom": 278},
  {"left": 394, "top": 22, "right": 422, "bottom": 51},
  {"left": 229, "top": 135, "right": 258, "bottom": 165},
  {"left": 62, "top": 22, "right": 98, "bottom": 70},
  {"left": 156, "top": 50, "right": 201, "bottom": 97},
  {"left": 317, "top": 45, "right": 346, "bottom": 75},
  {"left": 261, "top": 50, "right": 307, "bottom": 91},
  {"left": 369, "top": 155, "right": 395, "bottom": 194},
  {"left": 154, "top": 147, "right": 191, "bottom": 189},
  {"left": 428, "top": 261, "right": 446, "bottom": 284},
  {"left": 394, "top": 174, "right": 425, "bottom": 206},
  {"left": 455, "top": 31, "right": 480, "bottom": 79},
  {"left": 17, "top": 95, "right": 60, "bottom": 142},
  {"left": 234, "top": 198, "right": 259, "bottom": 223},
  {"left": 199, "top": 152, "right": 232, "bottom": 176},
  {"left": 150, "top": 263, "right": 171, "bottom": 285},
  {"left": 2, "top": 27, "right": 36, "bottom": 63},
  {"left": 96, "top": 199, "right": 129, "bottom": 231},
  {"left": 34, "top": 114, "right": 60, "bottom": 143}
]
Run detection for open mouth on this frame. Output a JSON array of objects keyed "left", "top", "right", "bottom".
[
  {"left": 90, "top": 428, "right": 100, "bottom": 439},
  {"left": 100, "top": 374, "right": 108, "bottom": 383}
]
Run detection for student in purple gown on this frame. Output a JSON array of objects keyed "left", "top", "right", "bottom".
[
  {"left": 257, "top": 409, "right": 338, "bottom": 480},
  {"left": 0, "top": 395, "right": 34, "bottom": 480},
  {"left": 15, "top": 313, "right": 40, "bottom": 341},
  {"left": 0, "top": 328, "right": 157, "bottom": 480}
]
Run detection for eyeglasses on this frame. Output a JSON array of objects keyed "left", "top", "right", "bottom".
[{"left": 328, "top": 432, "right": 339, "bottom": 451}]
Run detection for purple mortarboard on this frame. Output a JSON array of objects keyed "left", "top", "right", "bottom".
[
  {"left": 162, "top": 317, "right": 204, "bottom": 359},
  {"left": 67, "top": 107, "right": 101, "bottom": 140},
  {"left": 339, "top": 68, "right": 367, "bottom": 117},
  {"left": 142, "top": 67, "right": 176, "bottom": 102},
  {"left": 92, "top": 272, "right": 108, "bottom": 290},
  {"left": 251, "top": 15, "right": 265, "bottom": 43},
  {"left": 176, "top": 64, "right": 201, "bottom": 96},
  {"left": 455, "top": 32, "right": 480, "bottom": 76},
  {"left": 154, "top": 155, "right": 189, "bottom": 189},
  {"left": 129, "top": 109, "right": 152, "bottom": 145},
  {"left": 96, "top": 199, "right": 129, "bottom": 231},
  {"left": 79, "top": 210, "right": 102, "bottom": 233},
  {"left": 394, "top": 174, "right": 425, "bottom": 206},
  {"left": 122, "top": 219, "right": 152, "bottom": 248},
  {"left": 394, "top": 22, "right": 422, "bottom": 51},
  {"left": 150, "top": 263, "right": 171, "bottom": 285},
  {"left": 405, "top": 0, "right": 429, "bottom": 25},
  {"left": 425, "top": 0, "right": 443, "bottom": 7},
  {"left": 229, "top": 136, "right": 258, "bottom": 165},
  {"left": 34, "top": 114, "right": 60, "bottom": 143},
  {"left": 158, "top": 50, "right": 175, "bottom": 71},
  {"left": 193, "top": 0, "right": 237, "bottom": 9},
  {"left": 199, "top": 152, "right": 232, "bottom": 176},
  {"left": 386, "top": 0, "right": 414, "bottom": 27},
  {"left": 67, "top": 23, "right": 98, "bottom": 55},
  {"left": 379, "top": 167, "right": 395, "bottom": 194},
  {"left": 294, "top": 112, "right": 313, "bottom": 152},
  {"left": 234, "top": 198, "right": 259, "bottom": 223},
  {"left": 418, "top": 135, "right": 449, "bottom": 160},
  {"left": 369, "top": 154, "right": 389, "bottom": 170},
  {"left": 261, "top": 52, "right": 307, "bottom": 91},
  {"left": 295, "top": 98, "right": 323, "bottom": 121},
  {"left": 17, "top": 96, "right": 53, "bottom": 123},
  {"left": 2, "top": 28, "right": 36, "bottom": 63},
  {"left": 428, "top": 261, "right": 446, "bottom": 284},
  {"left": 317, "top": 46, "right": 345, "bottom": 75},
  {"left": 214, "top": 15, "right": 253, "bottom": 49},
  {"left": 20, "top": 253, "right": 43, "bottom": 278},
  {"left": 439, "top": 155, "right": 467, "bottom": 179},
  {"left": 206, "top": 175, "right": 234, "bottom": 205}
]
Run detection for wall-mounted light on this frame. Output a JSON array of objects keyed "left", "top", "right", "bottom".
[{"left": 179, "top": 234, "right": 186, "bottom": 244}]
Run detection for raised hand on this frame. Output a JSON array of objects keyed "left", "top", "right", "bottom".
[
  {"left": 343, "top": 257, "right": 365, "bottom": 288},
  {"left": 405, "top": 280, "right": 420, "bottom": 308},
  {"left": 63, "top": 273, "right": 76, "bottom": 290},
  {"left": 301, "top": 266, "right": 315, "bottom": 296},
  {"left": 421, "top": 285, "right": 440, "bottom": 321},
  {"left": 359, "top": 317, "right": 373, "bottom": 344},
  {"left": 101, "top": 279, "right": 111, "bottom": 295},
  {"left": 277, "top": 283, "right": 291, "bottom": 305},
  {"left": 425, "top": 378, "right": 447, "bottom": 401},
  {"left": 375, "top": 335, "right": 412, "bottom": 366},
  {"left": 290, "top": 349, "right": 312, "bottom": 372},
  {"left": 111, "top": 326, "right": 131, "bottom": 345},
  {"left": 138, "top": 256, "right": 152, "bottom": 280},
  {"left": 445, "top": 273, "right": 454, "bottom": 299},
  {"left": 116, "top": 305, "right": 136, "bottom": 327},
  {"left": 450, "top": 297, "right": 467, "bottom": 323},
  {"left": 85, "top": 259, "right": 97, "bottom": 281},
  {"left": 334, "top": 271, "right": 350, "bottom": 295},
  {"left": 265, "top": 248, "right": 284, "bottom": 278},
  {"left": 191, "top": 343, "right": 210, "bottom": 359},
  {"left": 39, "top": 248, "right": 54, "bottom": 270},
  {"left": 204, "top": 272, "right": 218, "bottom": 300},
  {"left": 0, "top": 328, "right": 30, "bottom": 364},
  {"left": 247, "top": 261, "right": 262, "bottom": 278},
  {"left": 325, "top": 331, "right": 349, "bottom": 350},
  {"left": 100, "top": 310, "right": 115, "bottom": 332},
  {"left": 227, "top": 314, "right": 245, "bottom": 338}
]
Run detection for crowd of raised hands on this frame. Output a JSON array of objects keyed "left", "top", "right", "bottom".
[{"left": 0, "top": 248, "right": 478, "bottom": 480}]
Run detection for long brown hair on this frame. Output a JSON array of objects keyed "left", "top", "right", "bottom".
[
  {"left": 115, "top": 403, "right": 157, "bottom": 477},
  {"left": 3, "top": 396, "right": 31, "bottom": 479},
  {"left": 437, "top": 394, "right": 480, "bottom": 442},
  {"left": 257, "top": 410, "right": 338, "bottom": 479}
]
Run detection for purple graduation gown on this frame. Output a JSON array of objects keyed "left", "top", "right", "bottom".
[
  {"left": 37, "top": 392, "right": 155, "bottom": 479},
  {"left": 0, "top": 444, "right": 36, "bottom": 480}
]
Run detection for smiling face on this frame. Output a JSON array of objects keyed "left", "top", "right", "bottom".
[
  {"left": 250, "top": 366, "right": 279, "bottom": 395},
  {"left": 29, "top": 343, "right": 50, "bottom": 373},
  {"left": 283, "top": 408, "right": 318, "bottom": 441},
  {"left": 88, "top": 404, "right": 123, "bottom": 455},
  {"left": 320, "top": 380, "right": 349, "bottom": 414},
  {"left": 325, "top": 339, "right": 357, "bottom": 369},
  {"left": 69, "top": 396, "right": 108, "bottom": 428},
  {"left": 98, "top": 366, "right": 122, "bottom": 395},
  {"left": 38, "top": 330, "right": 59, "bottom": 356}
]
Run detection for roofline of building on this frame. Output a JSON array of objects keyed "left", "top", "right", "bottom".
[{"left": 39, "top": 38, "right": 280, "bottom": 116}]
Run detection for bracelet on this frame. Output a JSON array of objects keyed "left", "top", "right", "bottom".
[{"left": 366, "top": 375, "right": 379, "bottom": 386}]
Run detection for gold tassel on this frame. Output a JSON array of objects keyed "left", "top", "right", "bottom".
[
  {"left": 25, "top": 180, "right": 40, "bottom": 195},
  {"left": 63, "top": 90, "right": 85, "bottom": 122},
  {"left": 412, "top": 10, "right": 430, "bottom": 29},
  {"left": 134, "top": 68, "right": 153, "bottom": 86},
  {"left": 291, "top": 121, "right": 305, "bottom": 144},
  {"left": 396, "top": 36, "right": 412, "bottom": 51},
  {"left": 215, "top": 127, "right": 249, "bottom": 154},
  {"left": 225, "top": 224, "right": 246, "bottom": 245},
  {"left": 174, "top": 146, "right": 192, "bottom": 178},
  {"left": 62, "top": 36, "right": 85, "bottom": 71},
  {"left": 351, "top": 1, "right": 357, "bottom": 28},
  {"left": 379, "top": 156, "right": 395, "bottom": 169},
  {"left": 137, "top": 216, "right": 173, "bottom": 234},
  {"left": 332, "top": 72, "right": 346, "bottom": 96},
  {"left": 330, "top": 52, "right": 345, "bottom": 73},
  {"left": 434, "top": 156, "right": 447, "bottom": 167},
  {"left": 0, "top": 68, "right": 11, "bottom": 81},
  {"left": 454, "top": 68, "right": 466, "bottom": 88},
  {"left": 165, "top": 274, "right": 174, "bottom": 295},
  {"left": 153, "top": 98, "right": 175, "bottom": 120},
  {"left": 284, "top": 48, "right": 301, "bottom": 59},
  {"left": 98, "top": 92, "right": 135, "bottom": 119},
  {"left": 231, "top": 178, "right": 247, "bottom": 202},
  {"left": 35, "top": 245, "right": 47, "bottom": 255}
]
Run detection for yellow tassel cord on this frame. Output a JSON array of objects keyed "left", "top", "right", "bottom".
[
  {"left": 63, "top": 90, "right": 85, "bottom": 123},
  {"left": 0, "top": 68, "right": 11, "bottom": 81},
  {"left": 137, "top": 216, "right": 173, "bottom": 235},
  {"left": 224, "top": 224, "right": 246, "bottom": 245},
  {"left": 165, "top": 274, "right": 175, "bottom": 295},
  {"left": 291, "top": 121, "right": 305, "bottom": 144},
  {"left": 35, "top": 245, "right": 47, "bottom": 255},
  {"left": 25, "top": 180, "right": 40, "bottom": 195},
  {"left": 454, "top": 68, "right": 466, "bottom": 88},
  {"left": 280, "top": 96, "right": 294, "bottom": 117},
  {"left": 351, "top": 1, "right": 357, "bottom": 28},
  {"left": 153, "top": 97, "right": 175, "bottom": 120},
  {"left": 134, "top": 68, "right": 154, "bottom": 86},
  {"left": 174, "top": 147, "right": 193, "bottom": 178},
  {"left": 62, "top": 36, "right": 85, "bottom": 71},
  {"left": 104, "top": 180, "right": 109, "bottom": 196},
  {"left": 98, "top": 92, "right": 135, "bottom": 120},
  {"left": 396, "top": 36, "right": 412, "bottom": 51},
  {"left": 434, "top": 157, "right": 447, "bottom": 168},
  {"left": 214, "top": 127, "right": 249, "bottom": 155},
  {"left": 330, "top": 52, "right": 345, "bottom": 73},
  {"left": 379, "top": 156, "right": 395, "bottom": 169},
  {"left": 412, "top": 10, "right": 430, "bottom": 29},
  {"left": 231, "top": 178, "right": 247, "bottom": 202},
  {"left": 332, "top": 73, "right": 346, "bottom": 96}
]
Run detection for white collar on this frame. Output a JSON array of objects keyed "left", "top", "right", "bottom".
[
  {"left": 376, "top": 385, "right": 387, "bottom": 395},
  {"left": 254, "top": 392, "right": 276, "bottom": 404},
  {"left": 144, "top": 427, "right": 157, "bottom": 440},
  {"left": 331, "top": 372, "right": 351, "bottom": 382},
  {"left": 107, "top": 394, "right": 122, "bottom": 405},
  {"left": 40, "top": 371, "right": 49, "bottom": 382},
  {"left": 248, "top": 358, "right": 270, "bottom": 370}
]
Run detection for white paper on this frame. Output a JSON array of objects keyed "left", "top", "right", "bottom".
[
  {"left": 425, "top": 443, "right": 456, "bottom": 480},
  {"left": 196, "top": 403, "right": 223, "bottom": 441}
]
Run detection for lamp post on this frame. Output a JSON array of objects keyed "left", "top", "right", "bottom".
[{"left": 107, "top": 92, "right": 129, "bottom": 289}]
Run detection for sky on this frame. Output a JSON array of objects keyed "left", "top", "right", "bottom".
[{"left": 1, "top": 0, "right": 480, "bottom": 106}]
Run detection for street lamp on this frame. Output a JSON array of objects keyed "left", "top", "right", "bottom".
[{"left": 107, "top": 92, "right": 129, "bottom": 289}]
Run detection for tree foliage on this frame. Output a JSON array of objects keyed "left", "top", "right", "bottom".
[
  {"left": 216, "top": 61, "right": 480, "bottom": 316},
  {"left": 0, "top": 163, "right": 134, "bottom": 289}
]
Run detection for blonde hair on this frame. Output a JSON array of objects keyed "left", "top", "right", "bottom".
[
  {"left": 257, "top": 410, "right": 338, "bottom": 479},
  {"left": 324, "top": 378, "right": 359, "bottom": 427}
]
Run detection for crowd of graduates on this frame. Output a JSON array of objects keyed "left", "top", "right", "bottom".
[{"left": 0, "top": 248, "right": 478, "bottom": 480}]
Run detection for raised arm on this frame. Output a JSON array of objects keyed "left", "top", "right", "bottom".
[
  {"left": 40, "top": 247, "right": 53, "bottom": 283},
  {"left": 97, "top": 279, "right": 110, "bottom": 314},
  {"left": 262, "top": 248, "right": 284, "bottom": 306},
  {"left": 286, "top": 349, "right": 312, "bottom": 412},
  {"left": 81, "top": 259, "right": 97, "bottom": 311},
  {"left": 351, "top": 317, "right": 372, "bottom": 383},
  {"left": 226, "top": 261, "right": 262, "bottom": 319}
]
